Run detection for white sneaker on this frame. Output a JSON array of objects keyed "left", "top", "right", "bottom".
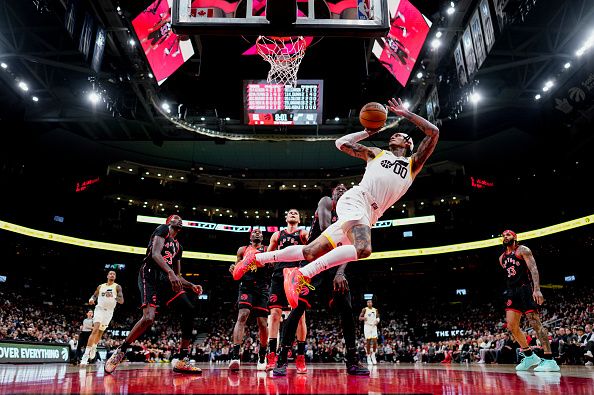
[
  {"left": 477, "top": 360, "right": 485, "bottom": 364},
  {"left": 585, "top": 351, "right": 593, "bottom": 358},
  {"left": 367, "top": 356, "right": 372, "bottom": 364},
  {"left": 228, "top": 359, "right": 240, "bottom": 371},
  {"left": 89, "top": 347, "right": 97, "bottom": 360},
  {"left": 80, "top": 354, "right": 89, "bottom": 365},
  {"left": 256, "top": 359, "right": 266, "bottom": 371},
  {"left": 371, "top": 353, "right": 377, "bottom": 365},
  {"left": 585, "top": 361, "right": 593, "bottom": 366}
]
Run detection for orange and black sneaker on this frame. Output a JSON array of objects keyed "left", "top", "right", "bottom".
[
  {"left": 233, "top": 249, "right": 260, "bottom": 280},
  {"left": 173, "top": 358, "right": 202, "bottom": 374},
  {"left": 295, "top": 355, "right": 307, "bottom": 374},
  {"left": 265, "top": 352, "right": 277, "bottom": 372},
  {"left": 283, "top": 268, "right": 314, "bottom": 308}
]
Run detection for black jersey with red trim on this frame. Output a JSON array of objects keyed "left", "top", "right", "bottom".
[
  {"left": 242, "top": 244, "right": 271, "bottom": 283},
  {"left": 273, "top": 229, "right": 305, "bottom": 273},
  {"left": 307, "top": 205, "right": 338, "bottom": 243},
  {"left": 500, "top": 248, "right": 532, "bottom": 288},
  {"left": 143, "top": 224, "right": 183, "bottom": 271}
]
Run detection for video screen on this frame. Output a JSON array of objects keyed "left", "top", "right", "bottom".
[
  {"left": 243, "top": 80, "right": 323, "bottom": 125},
  {"left": 456, "top": 289, "right": 467, "bottom": 296},
  {"left": 132, "top": 0, "right": 195, "bottom": 85},
  {"left": 565, "top": 275, "right": 576, "bottom": 282},
  {"left": 372, "top": 0, "right": 431, "bottom": 86}
]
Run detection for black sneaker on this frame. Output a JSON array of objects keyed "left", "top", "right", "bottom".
[
  {"left": 346, "top": 361, "right": 370, "bottom": 376},
  {"left": 272, "top": 362, "right": 288, "bottom": 376}
]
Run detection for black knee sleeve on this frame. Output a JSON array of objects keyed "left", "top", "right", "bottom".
[
  {"left": 171, "top": 293, "right": 196, "bottom": 339},
  {"left": 280, "top": 304, "right": 307, "bottom": 348}
]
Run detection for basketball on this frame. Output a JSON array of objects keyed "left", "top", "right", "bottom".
[{"left": 359, "top": 102, "right": 387, "bottom": 130}]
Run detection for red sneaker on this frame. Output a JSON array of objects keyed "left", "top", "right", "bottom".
[
  {"left": 233, "top": 249, "right": 261, "bottom": 280},
  {"left": 265, "top": 352, "right": 277, "bottom": 372},
  {"left": 283, "top": 268, "right": 314, "bottom": 309},
  {"left": 295, "top": 355, "right": 307, "bottom": 374},
  {"left": 172, "top": 358, "right": 202, "bottom": 374}
]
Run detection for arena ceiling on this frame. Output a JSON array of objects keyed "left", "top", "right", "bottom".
[{"left": 0, "top": 0, "right": 592, "bottom": 176}]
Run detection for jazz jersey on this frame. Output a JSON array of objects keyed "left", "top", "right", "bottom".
[
  {"left": 363, "top": 307, "right": 379, "bottom": 326},
  {"left": 97, "top": 282, "right": 119, "bottom": 311}
]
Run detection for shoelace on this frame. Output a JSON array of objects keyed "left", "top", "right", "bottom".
[{"left": 294, "top": 274, "right": 315, "bottom": 296}]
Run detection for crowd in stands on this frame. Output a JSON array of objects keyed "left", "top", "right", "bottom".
[{"left": 2, "top": 281, "right": 592, "bottom": 366}]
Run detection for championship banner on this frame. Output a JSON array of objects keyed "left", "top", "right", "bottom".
[
  {"left": 462, "top": 25, "right": 477, "bottom": 77},
  {"left": 91, "top": 26, "right": 106, "bottom": 73},
  {"left": 479, "top": 0, "right": 496, "bottom": 52},
  {"left": 470, "top": 9, "right": 487, "bottom": 68},
  {"left": 78, "top": 12, "right": 95, "bottom": 60},
  {"left": 0, "top": 341, "right": 69, "bottom": 364},
  {"left": 454, "top": 41, "right": 468, "bottom": 86}
]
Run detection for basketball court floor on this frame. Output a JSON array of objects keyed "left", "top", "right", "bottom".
[{"left": 1, "top": 362, "right": 593, "bottom": 394}]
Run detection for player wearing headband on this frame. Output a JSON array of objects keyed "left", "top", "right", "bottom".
[
  {"left": 104, "top": 215, "right": 203, "bottom": 375},
  {"left": 499, "top": 230, "right": 560, "bottom": 372},
  {"left": 235, "top": 98, "right": 439, "bottom": 309}
]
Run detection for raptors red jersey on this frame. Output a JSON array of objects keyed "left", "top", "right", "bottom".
[
  {"left": 500, "top": 249, "right": 532, "bottom": 288},
  {"left": 274, "top": 229, "right": 305, "bottom": 273}
]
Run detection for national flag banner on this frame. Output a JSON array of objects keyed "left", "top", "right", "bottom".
[{"left": 192, "top": 8, "right": 214, "bottom": 17}]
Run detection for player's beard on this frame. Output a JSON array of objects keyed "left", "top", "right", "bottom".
[
  {"left": 502, "top": 239, "right": 514, "bottom": 247},
  {"left": 252, "top": 237, "right": 263, "bottom": 243}
]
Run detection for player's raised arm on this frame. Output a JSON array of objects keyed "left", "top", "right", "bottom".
[
  {"left": 267, "top": 231, "right": 280, "bottom": 251},
  {"left": 116, "top": 284, "right": 124, "bottom": 304},
  {"left": 335, "top": 130, "right": 382, "bottom": 162},
  {"left": 387, "top": 98, "right": 439, "bottom": 177}
]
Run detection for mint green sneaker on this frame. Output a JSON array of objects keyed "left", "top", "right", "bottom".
[
  {"left": 515, "top": 353, "right": 542, "bottom": 371},
  {"left": 534, "top": 359, "right": 560, "bottom": 372}
]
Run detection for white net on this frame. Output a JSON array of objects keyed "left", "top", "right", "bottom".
[{"left": 256, "top": 36, "right": 307, "bottom": 87}]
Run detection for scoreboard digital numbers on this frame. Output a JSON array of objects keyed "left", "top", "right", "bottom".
[{"left": 243, "top": 80, "right": 323, "bottom": 125}]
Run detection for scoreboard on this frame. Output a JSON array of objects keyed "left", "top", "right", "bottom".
[{"left": 243, "top": 80, "right": 323, "bottom": 125}]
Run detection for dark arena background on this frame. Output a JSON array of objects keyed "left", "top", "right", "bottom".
[{"left": 1, "top": 0, "right": 594, "bottom": 394}]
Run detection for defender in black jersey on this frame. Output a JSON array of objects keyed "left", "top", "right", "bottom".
[
  {"left": 499, "top": 230, "right": 559, "bottom": 372},
  {"left": 273, "top": 184, "right": 369, "bottom": 376},
  {"left": 105, "top": 215, "right": 203, "bottom": 375},
  {"left": 265, "top": 209, "right": 309, "bottom": 372},
  {"left": 227, "top": 229, "right": 271, "bottom": 371}
]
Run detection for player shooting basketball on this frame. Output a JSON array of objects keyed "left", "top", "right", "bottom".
[{"left": 235, "top": 98, "right": 439, "bottom": 308}]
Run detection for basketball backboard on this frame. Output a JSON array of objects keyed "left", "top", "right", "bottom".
[{"left": 171, "top": 0, "right": 389, "bottom": 37}]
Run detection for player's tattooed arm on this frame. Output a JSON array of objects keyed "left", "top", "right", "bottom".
[
  {"left": 89, "top": 286, "right": 99, "bottom": 305},
  {"left": 519, "top": 246, "right": 544, "bottom": 305},
  {"left": 339, "top": 142, "right": 380, "bottom": 161},
  {"left": 116, "top": 284, "right": 124, "bottom": 304}
]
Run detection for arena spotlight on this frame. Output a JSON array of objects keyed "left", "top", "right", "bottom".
[
  {"left": 469, "top": 92, "right": 481, "bottom": 104},
  {"left": 535, "top": 94, "right": 541, "bottom": 100},
  {"left": 128, "top": 38, "right": 135, "bottom": 46},
  {"left": 564, "top": 62, "right": 571, "bottom": 69},
  {"left": 403, "top": 101, "right": 411, "bottom": 109},
  {"left": 436, "top": 31, "right": 443, "bottom": 38},
  {"left": 32, "top": 96, "right": 39, "bottom": 102},
  {"left": 18, "top": 81, "right": 29, "bottom": 91},
  {"left": 148, "top": 72, "right": 153, "bottom": 78},
  {"left": 430, "top": 39, "right": 441, "bottom": 49},
  {"left": 161, "top": 102, "right": 171, "bottom": 113},
  {"left": 416, "top": 71, "right": 423, "bottom": 79},
  {"left": 225, "top": 117, "right": 230, "bottom": 121},
  {"left": 447, "top": 2, "right": 455, "bottom": 15},
  {"left": 0, "top": 62, "right": 7, "bottom": 69},
  {"left": 334, "top": 117, "right": 340, "bottom": 121},
  {"left": 88, "top": 91, "right": 100, "bottom": 104},
  {"left": 576, "top": 31, "right": 594, "bottom": 57},
  {"left": 542, "top": 80, "right": 554, "bottom": 92}
]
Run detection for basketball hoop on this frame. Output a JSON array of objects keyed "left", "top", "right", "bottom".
[{"left": 256, "top": 36, "right": 307, "bottom": 87}]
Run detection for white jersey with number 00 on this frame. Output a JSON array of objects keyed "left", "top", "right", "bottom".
[
  {"left": 97, "top": 282, "right": 119, "bottom": 311},
  {"left": 363, "top": 307, "right": 378, "bottom": 326},
  {"left": 359, "top": 150, "right": 414, "bottom": 216}
]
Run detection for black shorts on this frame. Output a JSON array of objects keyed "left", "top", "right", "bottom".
[
  {"left": 504, "top": 284, "right": 538, "bottom": 314},
  {"left": 138, "top": 263, "right": 186, "bottom": 309},
  {"left": 298, "top": 266, "right": 352, "bottom": 310},
  {"left": 238, "top": 281, "right": 269, "bottom": 317},
  {"left": 267, "top": 262, "right": 297, "bottom": 309}
]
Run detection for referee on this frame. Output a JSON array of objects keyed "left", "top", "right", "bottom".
[{"left": 76, "top": 310, "right": 94, "bottom": 363}]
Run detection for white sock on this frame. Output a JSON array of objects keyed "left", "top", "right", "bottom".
[
  {"left": 299, "top": 245, "right": 358, "bottom": 278},
  {"left": 255, "top": 245, "right": 305, "bottom": 265},
  {"left": 83, "top": 347, "right": 91, "bottom": 355}
]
